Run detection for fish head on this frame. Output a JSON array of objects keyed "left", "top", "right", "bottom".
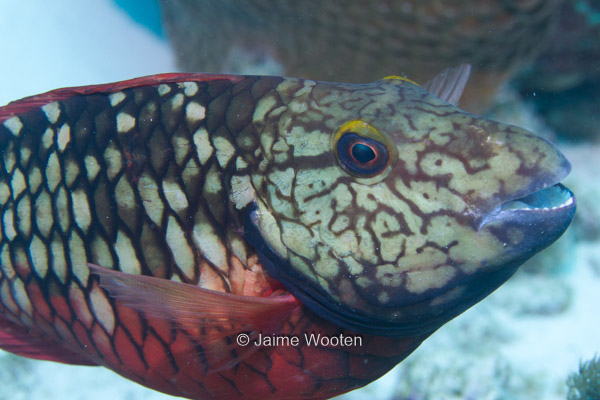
[{"left": 244, "top": 76, "right": 575, "bottom": 336}]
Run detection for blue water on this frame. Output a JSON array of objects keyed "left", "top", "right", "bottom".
[{"left": 114, "top": 0, "right": 164, "bottom": 38}]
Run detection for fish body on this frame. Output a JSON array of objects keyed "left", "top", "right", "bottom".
[
  {"left": 160, "top": 0, "right": 565, "bottom": 111},
  {"left": 0, "top": 71, "right": 575, "bottom": 399}
]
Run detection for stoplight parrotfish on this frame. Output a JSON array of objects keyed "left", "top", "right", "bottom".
[{"left": 0, "top": 66, "right": 575, "bottom": 399}]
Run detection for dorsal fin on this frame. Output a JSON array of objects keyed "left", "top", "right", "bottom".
[
  {"left": 0, "top": 72, "right": 244, "bottom": 124},
  {"left": 423, "top": 64, "right": 472, "bottom": 106}
]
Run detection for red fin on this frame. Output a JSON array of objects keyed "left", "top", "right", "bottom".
[
  {"left": 0, "top": 314, "right": 97, "bottom": 366},
  {"left": 89, "top": 264, "right": 301, "bottom": 371},
  {"left": 0, "top": 72, "right": 244, "bottom": 123}
]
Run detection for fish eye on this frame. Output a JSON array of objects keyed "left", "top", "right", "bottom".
[
  {"left": 334, "top": 120, "right": 392, "bottom": 176},
  {"left": 337, "top": 132, "right": 388, "bottom": 174},
  {"left": 351, "top": 142, "right": 376, "bottom": 163}
]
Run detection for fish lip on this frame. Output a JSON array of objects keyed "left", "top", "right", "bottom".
[
  {"left": 478, "top": 182, "right": 576, "bottom": 231},
  {"left": 475, "top": 149, "right": 575, "bottom": 231}
]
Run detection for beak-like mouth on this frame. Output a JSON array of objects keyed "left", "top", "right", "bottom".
[
  {"left": 479, "top": 183, "right": 575, "bottom": 230},
  {"left": 497, "top": 183, "right": 574, "bottom": 212}
]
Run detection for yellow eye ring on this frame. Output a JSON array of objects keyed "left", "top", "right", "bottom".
[{"left": 333, "top": 120, "right": 396, "bottom": 179}]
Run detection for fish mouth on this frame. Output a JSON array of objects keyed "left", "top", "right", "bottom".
[{"left": 479, "top": 182, "right": 575, "bottom": 230}]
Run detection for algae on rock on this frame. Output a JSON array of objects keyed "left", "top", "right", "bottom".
[{"left": 567, "top": 355, "right": 600, "bottom": 400}]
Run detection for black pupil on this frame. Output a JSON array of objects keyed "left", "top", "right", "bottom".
[
  {"left": 351, "top": 143, "right": 376, "bottom": 163},
  {"left": 336, "top": 131, "right": 389, "bottom": 175}
]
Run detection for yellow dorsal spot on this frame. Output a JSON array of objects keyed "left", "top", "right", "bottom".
[{"left": 381, "top": 75, "right": 421, "bottom": 87}]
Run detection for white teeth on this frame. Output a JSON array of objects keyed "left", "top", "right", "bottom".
[
  {"left": 480, "top": 184, "right": 573, "bottom": 230},
  {"left": 499, "top": 184, "right": 574, "bottom": 213},
  {"left": 549, "top": 194, "right": 575, "bottom": 210}
]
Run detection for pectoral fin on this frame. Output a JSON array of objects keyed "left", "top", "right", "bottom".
[{"left": 89, "top": 264, "right": 301, "bottom": 371}]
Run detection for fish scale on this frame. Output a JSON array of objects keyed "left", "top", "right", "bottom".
[
  {"left": 0, "top": 76, "right": 301, "bottom": 295},
  {"left": 0, "top": 74, "right": 423, "bottom": 399},
  {"left": 0, "top": 70, "right": 575, "bottom": 399}
]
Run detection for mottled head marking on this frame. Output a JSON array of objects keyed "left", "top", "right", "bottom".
[{"left": 246, "top": 76, "right": 574, "bottom": 336}]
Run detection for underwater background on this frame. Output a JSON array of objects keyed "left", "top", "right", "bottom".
[{"left": 0, "top": 0, "right": 598, "bottom": 399}]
